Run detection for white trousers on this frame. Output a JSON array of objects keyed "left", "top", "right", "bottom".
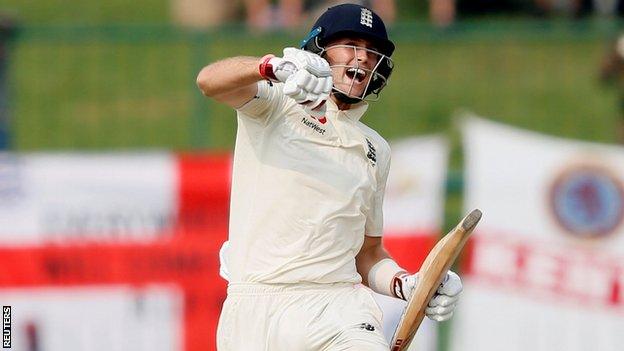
[{"left": 217, "top": 282, "right": 389, "bottom": 351}]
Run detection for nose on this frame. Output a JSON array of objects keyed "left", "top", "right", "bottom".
[
  {"left": 355, "top": 48, "right": 378, "bottom": 69},
  {"left": 356, "top": 48, "right": 369, "bottom": 64}
]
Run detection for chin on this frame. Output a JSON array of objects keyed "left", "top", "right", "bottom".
[{"left": 335, "top": 84, "right": 365, "bottom": 99}]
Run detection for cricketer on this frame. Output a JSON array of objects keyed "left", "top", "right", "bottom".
[{"left": 196, "top": 4, "right": 463, "bottom": 350}]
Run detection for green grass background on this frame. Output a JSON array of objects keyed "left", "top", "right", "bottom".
[
  {"left": 4, "top": 0, "right": 622, "bottom": 151},
  {"left": 8, "top": 24, "right": 621, "bottom": 151}
]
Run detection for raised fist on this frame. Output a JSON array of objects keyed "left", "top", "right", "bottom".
[{"left": 259, "top": 48, "right": 333, "bottom": 116}]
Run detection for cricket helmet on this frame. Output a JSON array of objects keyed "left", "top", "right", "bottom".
[{"left": 300, "top": 3, "right": 395, "bottom": 102}]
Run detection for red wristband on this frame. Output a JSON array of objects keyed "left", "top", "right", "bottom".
[{"left": 259, "top": 54, "right": 278, "bottom": 81}]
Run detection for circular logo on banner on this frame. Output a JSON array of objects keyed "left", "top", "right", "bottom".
[{"left": 550, "top": 164, "right": 624, "bottom": 239}]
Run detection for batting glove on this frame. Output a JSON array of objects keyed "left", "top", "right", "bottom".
[
  {"left": 395, "top": 270, "right": 463, "bottom": 322},
  {"left": 259, "top": 48, "right": 332, "bottom": 117}
]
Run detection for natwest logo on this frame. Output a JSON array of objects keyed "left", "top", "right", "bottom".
[{"left": 301, "top": 117, "right": 327, "bottom": 135}]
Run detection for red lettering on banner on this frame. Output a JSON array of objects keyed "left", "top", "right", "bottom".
[
  {"left": 515, "top": 244, "right": 528, "bottom": 286},
  {"left": 465, "top": 232, "right": 624, "bottom": 311},
  {"left": 609, "top": 272, "right": 622, "bottom": 305}
]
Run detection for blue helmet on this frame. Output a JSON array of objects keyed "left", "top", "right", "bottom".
[{"left": 301, "top": 3, "right": 395, "bottom": 101}]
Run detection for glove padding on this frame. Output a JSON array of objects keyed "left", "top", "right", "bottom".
[
  {"left": 398, "top": 270, "right": 463, "bottom": 322},
  {"left": 266, "top": 48, "right": 332, "bottom": 117}
]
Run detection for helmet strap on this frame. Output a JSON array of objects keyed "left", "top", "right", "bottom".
[{"left": 332, "top": 90, "right": 363, "bottom": 105}]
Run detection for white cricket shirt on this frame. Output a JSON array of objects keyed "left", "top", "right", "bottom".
[{"left": 227, "top": 81, "right": 391, "bottom": 284}]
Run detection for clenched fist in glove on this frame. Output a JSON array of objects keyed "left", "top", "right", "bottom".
[
  {"left": 394, "top": 271, "right": 463, "bottom": 322},
  {"left": 259, "top": 48, "right": 333, "bottom": 117}
]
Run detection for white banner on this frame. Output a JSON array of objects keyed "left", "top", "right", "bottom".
[
  {"left": 0, "top": 285, "right": 182, "bottom": 351},
  {"left": 384, "top": 136, "right": 448, "bottom": 236},
  {"left": 375, "top": 135, "right": 449, "bottom": 351},
  {"left": 0, "top": 152, "right": 176, "bottom": 244},
  {"left": 451, "top": 116, "right": 624, "bottom": 351}
]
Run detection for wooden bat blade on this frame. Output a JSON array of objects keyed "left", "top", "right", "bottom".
[{"left": 390, "top": 209, "right": 482, "bottom": 351}]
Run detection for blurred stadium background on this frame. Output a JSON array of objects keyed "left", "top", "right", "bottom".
[
  {"left": 1, "top": 0, "right": 623, "bottom": 350},
  {"left": 3, "top": 0, "right": 622, "bottom": 151}
]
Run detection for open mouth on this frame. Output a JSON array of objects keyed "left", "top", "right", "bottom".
[{"left": 345, "top": 67, "right": 367, "bottom": 83}]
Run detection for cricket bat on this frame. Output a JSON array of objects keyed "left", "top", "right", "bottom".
[{"left": 390, "top": 209, "right": 482, "bottom": 351}]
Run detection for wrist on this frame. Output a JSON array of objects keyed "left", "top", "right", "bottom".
[
  {"left": 367, "top": 258, "right": 409, "bottom": 300},
  {"left": 391, "top": 272, "right": 411, "bottom": 300},
  {"left": 258, "top": 54, "right": 278, "bottom": 82}
]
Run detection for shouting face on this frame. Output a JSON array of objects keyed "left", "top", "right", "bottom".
[{"left": 323, "top": 37, "right": 386, "bottom": 100}]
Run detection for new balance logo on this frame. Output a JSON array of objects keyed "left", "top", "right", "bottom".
[
  {"left": 360, "top": 8, "right": 373, "bottom": 28},
  {"left": 359, "top": 323, "right": 376, "bottom": 332}
]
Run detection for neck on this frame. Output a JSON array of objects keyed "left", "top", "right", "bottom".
[{"left": 331, "top": 94, "right": 352, "bottom": 111}]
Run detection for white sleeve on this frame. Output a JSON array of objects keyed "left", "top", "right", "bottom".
[
  {"left": 236, "top": 80, "right": 287, "bottom": 122},
  {"left": 218, "top": 241, "right": 231, "bottom": 281},
  {"left": 365, "top": 142, "right": 391, "bottom": 237}
]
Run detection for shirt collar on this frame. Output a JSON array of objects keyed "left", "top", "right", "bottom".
[{"left": 326, "top": 97, "right": 369, "bottom": 122}]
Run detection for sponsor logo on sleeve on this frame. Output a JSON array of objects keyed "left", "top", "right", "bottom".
[{"left": 365, "top": 138, "right": 377, "bottom": 166}]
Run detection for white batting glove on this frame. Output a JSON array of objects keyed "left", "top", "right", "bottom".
[
  {"left": 396, "top": 271, "right": 463, "bottom": 322},
  {"left": 259, "top": 48, "right": 332, "bottom": 117}
]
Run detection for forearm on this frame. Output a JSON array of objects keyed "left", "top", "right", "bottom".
[
  {"left": 356, "top": 240, "right": 392, "bottom": 286},
  {"left": 356, "top": 236, "right": 408, "bottom": 298},
  {"left": 196, "top": 56, "right": 262, "bottom": 97},
  {"left": 357, "top": 236, "right": 464, "bottom": 320}
]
